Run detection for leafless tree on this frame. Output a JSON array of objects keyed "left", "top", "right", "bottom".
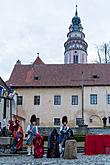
[{"left": 95, "top": 42, "right": 110, "bottom": 64}]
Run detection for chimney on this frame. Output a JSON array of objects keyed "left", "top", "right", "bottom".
[{"left": 16, "top": 59, "right": 21, "bottom": 65}]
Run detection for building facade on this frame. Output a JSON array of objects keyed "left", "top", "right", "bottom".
[
  {"left": 64, "top": 5, "right": 88, "bottom": 64},
  {"left": 7, "top": 57, "right": 110, "bottom": 130}
]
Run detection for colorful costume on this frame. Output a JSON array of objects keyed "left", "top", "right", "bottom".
[
  {"left": 33, "top": 133, "right": 44, "bottom": 158},
  {"left": 8, "top": 120, "right": 14, "bottom": 136},
  {"left": 26, "top": 124, "right": 38, "bottom": 145},
  {"left": 59, "top": 116, "right": 73, "bottom": 156},
  {"left": 10, "top": 120, "right": 23, "bottom": 153},
  {"left": 47, "top": 128, "right": 60, "bottom": 158},
  {"left": 26, "top": 114, "right": 38, "bottom": 155}
]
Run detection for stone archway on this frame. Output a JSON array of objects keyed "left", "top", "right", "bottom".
[
  {"left": 89, "top": 115, "right": 102, "bottom": 127},
  {"left": 74, "top": 110, "right": 102, "bottom": 127}
]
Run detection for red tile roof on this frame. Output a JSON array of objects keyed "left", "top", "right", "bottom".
[
  {"left": 7, "top": 63, "right": 110, "bottom": 88},
  {"left": 33, "top": 56, "right": 45, "bottom": 65}
]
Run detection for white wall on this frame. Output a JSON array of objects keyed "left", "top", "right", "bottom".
[{"left": 16, "top": 86, "right": 110, "bottom": 130}]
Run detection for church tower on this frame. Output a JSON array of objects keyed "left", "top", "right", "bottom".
[{"left": 64, "top": 5, "right": 88, "bottom": 64}]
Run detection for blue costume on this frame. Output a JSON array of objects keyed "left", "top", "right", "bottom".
[
  {"left": 26, "top": 114, "right": 38, "bottom": 155},
  {"left": 59, "top": 125, "right": 69, "bottom": 147},
  {"left": 59, "top": 116, "right": 73, "bottom": 156},
  {"left": 26, "top": 124, "right": 37, "bottom": 145}
]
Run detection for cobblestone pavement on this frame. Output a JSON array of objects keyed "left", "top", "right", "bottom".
[{"left": 0, "top": 154, "right": 110, "bottom": 165}]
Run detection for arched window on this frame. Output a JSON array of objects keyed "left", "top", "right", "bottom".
[{"left": 73, "top": 55, "right": 78, "bottom": 63}]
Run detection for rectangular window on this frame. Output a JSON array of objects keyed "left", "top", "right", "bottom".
[
  {"left": 34, "top": 96, "right": 40, "bottom": 105},
  {"left": 90, "top": 94, "right": 97, "bottom": 104},
  {"left": 71, "top": 95, "right": 78, "bottom": 105},
  {"left": 54, "top": 95, "right": 61, "bottom": 105},
  {"left": 36, "top": 118, "right": 40, "bottom": 126},
  {"left": 54, "top": 118, "right": 60, "bottom": 126},
  {"left": 17, "top": 96, "right": 23, "bottom": 105},
  {"left": 107, "top": 94, "right": 110, "bottom": 104}
]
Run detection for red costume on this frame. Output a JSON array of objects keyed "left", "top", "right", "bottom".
[
  {"left": 11, "top": 120, "right": 23, "bottom": 153},
  {"left": 33, "top": 133, "right": 44, "bottom": 158},
  {"left": 8, "top": 120, "right": 14, "bottom": 135}
]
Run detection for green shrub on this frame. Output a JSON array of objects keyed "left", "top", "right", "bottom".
[
  {"left": 73, "top": 135, "right": 85, "bottom": 142},
  {"left": 43, "top": 134, "right": 85, "bottom": 142}
]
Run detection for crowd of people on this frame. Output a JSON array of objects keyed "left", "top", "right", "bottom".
[{"left": 0, "top": 115, "right": 74, "bottom": 158}]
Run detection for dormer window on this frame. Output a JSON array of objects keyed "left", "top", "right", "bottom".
[
  {"left": 92, "top": 75, "right": 99, "bottom": 79},
  {"left": 34, "top": 76, "right": 39, "bottom": 80}
]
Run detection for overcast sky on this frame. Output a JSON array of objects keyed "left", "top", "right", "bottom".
[{"left": 0, "top": 0, "right": 110, "bottom": 81}]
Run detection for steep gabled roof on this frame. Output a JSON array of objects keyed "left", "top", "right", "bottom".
[
  {"left": 33, "top": 56, "right": 45, "bottom": 65},
  {"left": 6, "top": 63, "right": 110, "bottom": 88}
]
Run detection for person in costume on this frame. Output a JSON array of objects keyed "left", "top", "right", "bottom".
[
  {"left": 10, "top": 119, "right": 23, "bottom": 153},
  {"left": 33, "top": 133, "right": 44, "bottom": 158},
  {"left": 59, "top": 116, "right": 73, "bottom": 156},
  {"left": 8, "top": 115, "right": 17, "bottom": 136},
  {"left": 26, "top": 114, "right": 38, "bottom": 155},
  {"left": 47, "top": 128, "right": 60, "bottom": 158},
  {"left": 8, "top": 120, "right": 14, "bottom": 136},
  {"left": 102, "top": 117, "right": 107, "bottom": 127}
]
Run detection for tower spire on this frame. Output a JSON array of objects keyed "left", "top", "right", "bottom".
[
  {"left": 64, "top": 5, "right": 88, "bottom": 64},
  {"left": 75, "top": 5, "right": 78, "bottom": 16}
]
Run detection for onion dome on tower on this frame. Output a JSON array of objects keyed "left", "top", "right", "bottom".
[{"left": 64, "top": 5, "right": 88, "bottom": 64}]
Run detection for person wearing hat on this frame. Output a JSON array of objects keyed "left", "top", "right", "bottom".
[
  {"left": 59, "top": 116, "right": 69, "bottom": 155},
  {"left": 59, "top": 116, "right": 73, "bottom": 157},
  {"left": 26, "top": 114, "right": 38, "bottom": 155},
  {"left": 102, "top": 116, "right": 107, "bottom": 127}
]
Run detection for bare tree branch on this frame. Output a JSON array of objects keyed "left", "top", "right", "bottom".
[
  {"left": 95, "top": 42, "right": 110, "bottom": 64},
  {"left": 96, "top": 46, "right": 101, "bottom": 64}
]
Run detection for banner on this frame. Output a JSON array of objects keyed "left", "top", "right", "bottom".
[{"left": 0, "top": 86, "right": 3, "bottom": 96}]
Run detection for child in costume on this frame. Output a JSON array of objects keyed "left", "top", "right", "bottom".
[
  {"left": 59, "top": 116, "right": 73, "bottom": 156},
  {"left": 26, "top": 114, "right": 38, "bottom": 155},
  {"left": 33, "top": 133, "right": 44, "bottom": 158}
]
